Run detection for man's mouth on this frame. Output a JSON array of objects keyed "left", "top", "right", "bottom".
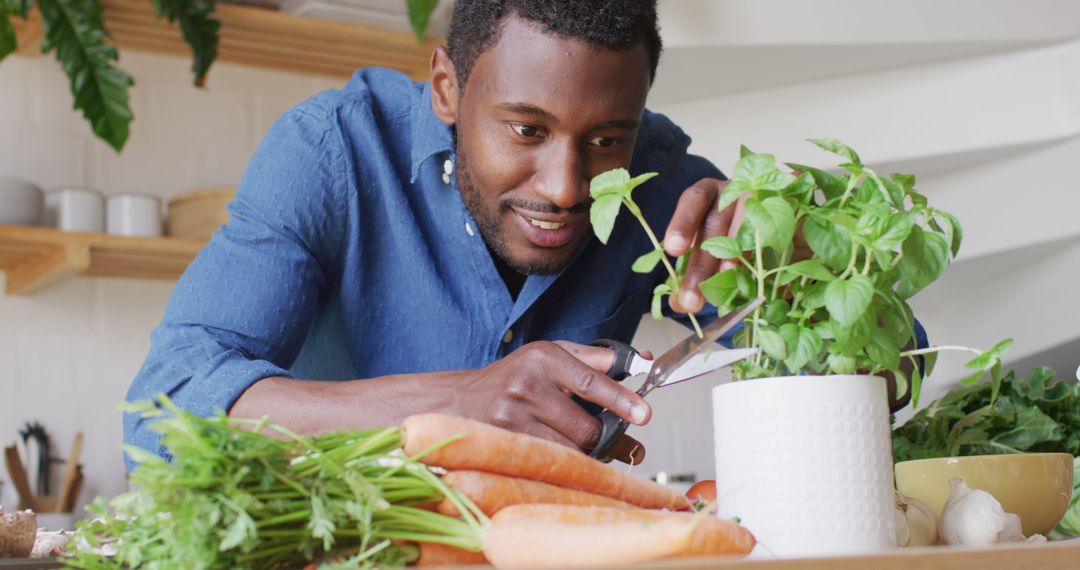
[{"left": 510, "top": 208, "right": 586, "bottom": 248}]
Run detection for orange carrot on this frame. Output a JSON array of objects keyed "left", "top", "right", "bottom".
[
  {"left": 492, "top": 504, "right": 757, "bottom": 558},
  {"left": 415, "top": 542, "right": 488, "bottom": 567},
  {"left": 483, "top": 510, "right": 697, "bottom": 569},
  {"left": 437, "top": 471, "right": 633, "bottom": 517},
  {"left": 402, "top": 414, "right": 690, "bottom": 510}
]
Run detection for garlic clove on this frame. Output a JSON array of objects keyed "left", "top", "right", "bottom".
[{"left": 895, "top": 489, "right": 938, "bottom": 547}]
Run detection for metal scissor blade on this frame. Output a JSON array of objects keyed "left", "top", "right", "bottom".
[
  {"left": 637, "top": 296, "right": 764, "bottom": 397},
  {"left": 658, "top": 347, "right": 759, "bottom": 387}
]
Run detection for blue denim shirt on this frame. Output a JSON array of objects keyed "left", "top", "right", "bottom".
[{"left": 123, "top": 68, "right": 724, "bottom": 461}]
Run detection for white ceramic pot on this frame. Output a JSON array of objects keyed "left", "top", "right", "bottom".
[
  {"left": 45, "top": 187, "right": 106, "bottom": 232},
  {"left": 106, "top": 193, "right": 163, "bottom": 237},
  {"left": 0, "top": 176, "right": 44, "bottom": 226},
  {"left": 712, "top": 374, "right": 896, "bottom": 558}
]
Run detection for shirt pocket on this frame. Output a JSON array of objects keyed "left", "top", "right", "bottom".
[{"left": 537, "top": 295, "right": 643, "bottom": 344}]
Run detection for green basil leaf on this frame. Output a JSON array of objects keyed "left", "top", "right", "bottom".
[
  {"left": 745, "top": 196, "right": 796, "bottom": 251},
  {"left": 783, "top": 259, "right": 835, "bottom": 282},
  {"left": 651, "top": 283, "right": 671, "bottom": 320},
  {"left": 406, "top": 0, "right": 440, "bottom": 39},
  {"left": 879, "top": 177, "right": 906, "bottom": 209},
  {"left": 809, "top": 138, "right": 861, "bottom": 165},
  {"left": 700, "top": 236, "right": 743, "bottom": 260},
  {"left": 735, "top": 267, "right": 755, "bottom": 297},
  {"left": 897, "top": 226, "right": 950, "bottom": 299},
  {"left": 589, "top": 168, "right": 630, "bottom": 199},
  {"left": 787, "top": 163, "right": 846, "bottom": 201},
  {"left": 716, "top": 185, "right": 746, "bottom": 213},
  {"left": 631, "top": 249, "right": 664, "bottom": 273},
  {"left": 825, "top": 274, "right": 873, "bottom": 326},
  {"left": 759, "top": 328, "right": 788, "bottom": 360},
  {"left": 873, "top": 212, "right": 915, "bottom": 251},
  {"left": 801, "top": 282, "right": 829, "bottom": 310},
  {"left": 827, "top": 352, "right": 857, "bottom": 374},
  {"left": 803, "top": 215, "right": 853, "bottom": 271},
  {"left": 865, "top": 329, "right": 900, "bottom": 372},
  {"left": 739, "top": 144, "right": 755, "bottom": 158},
  {"left": 736, "top": 220, "right": 757, "bottom": 251},
  {"left": 764, "top": 299, "right": 792, "bottom": 326},
  {"left": 699, "top": 270, "right": 738, "bottom": 308},
  {"left": 786, "top": 327, "right": 823, "bottom": 372},
  {"left": 964, "top": 338, "right": 1014, "bottom": 370},
  {"left": 833, "top": 311, "right": 872, "bottom": 353},
  {"left": 732, "top": 153, "right": 797, "bottom": 192},
  {"left": 784, "top": 172, "right": 816, "bottom": 203},
  {"left": 589, "top": 194, "right": 623, "bottom": 244},
  {"left": 942, "top": 211, "right": 964, "bottom": 257}
]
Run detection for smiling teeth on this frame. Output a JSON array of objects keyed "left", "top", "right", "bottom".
[{"left": 529, "top": 218, "right": 566, "bottom": 230}]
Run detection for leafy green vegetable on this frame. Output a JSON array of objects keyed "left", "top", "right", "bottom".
[
  {"left": 893, "top": 366, "right": 1080, "bottom": 538},
  {"left": 67, "top": 397, "right": 486, "bottom": 569},
  {"left": 587, "top": 168, "right": 702, "bottom": 337},
  {"left": 405, "top": 0, "right": 439, "bottom": 40}
]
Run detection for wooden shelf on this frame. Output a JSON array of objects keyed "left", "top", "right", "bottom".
[
  {"left": 0, "top": 225, "right": 206, "bottom": 295},
  {"left": 13, "top": 0, "right": 442, "bottom": 80}
]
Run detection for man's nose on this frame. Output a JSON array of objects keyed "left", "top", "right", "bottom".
[{"left": 534, "top": 140, "right": 589, "bottom": 210}]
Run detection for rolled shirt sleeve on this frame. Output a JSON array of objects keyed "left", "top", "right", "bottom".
[{"left": 124, "top": 105, "right": 350, "bottom": 464}]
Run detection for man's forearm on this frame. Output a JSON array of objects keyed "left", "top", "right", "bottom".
[{"left": 229, "top": 372, "right": 469, "bottom": 435}]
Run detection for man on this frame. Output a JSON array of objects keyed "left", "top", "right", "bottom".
[{"left": 125, "top": 0, "right": 744, "bottom": 466}]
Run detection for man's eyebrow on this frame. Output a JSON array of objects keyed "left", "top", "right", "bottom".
[
  {"left": 496, "top": 102, "right": 558, "bottom": 123},
  {"left": 495, "top": 103, "right": 640, "bottom": 130}
]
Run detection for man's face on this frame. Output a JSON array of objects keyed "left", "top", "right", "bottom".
[{"left": 451, "top": 16, "right": 651, "bottom": 275}]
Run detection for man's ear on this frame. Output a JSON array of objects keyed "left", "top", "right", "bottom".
[{"left": 430, "top": 46, "right": 459, "bottom": 126}]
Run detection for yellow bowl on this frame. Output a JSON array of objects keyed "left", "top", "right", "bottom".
[{"left": 895, "top": 453, "right": 1074, "bottom": 536}]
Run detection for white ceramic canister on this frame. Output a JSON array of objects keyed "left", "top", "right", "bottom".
[
  {"left": 0, "top": 176, "right": 44, "bottom": 226},
  {"left": 712, "top": 375, "right": 896, "bottom": 558},
  {"left": 106, "top": 193, "right": 163, "bottom": 237},
  {"left": 45, "top": 187, "right": 106, "bottom": 232}
]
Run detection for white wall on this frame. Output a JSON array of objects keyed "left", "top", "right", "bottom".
[
  {"left": 2, "top": 0, "right": 1078, "bottom": 512},
  {"left": 626, "top": 0, "right": 1080, "bottom": 485},
  {"left": 0, "top": 51, "right": 341, "bottom": 512}
]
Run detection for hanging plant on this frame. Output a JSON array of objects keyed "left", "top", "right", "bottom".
[{"left": 0, "top": 0, "right": 220, "bottom": 151}]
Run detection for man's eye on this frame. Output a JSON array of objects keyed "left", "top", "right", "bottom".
[
  {"left": 589, "top": 136, "right": 620, "bottom": 149},
  {"left": 510, "top": 124, "right": 544, "bottom": 138}
]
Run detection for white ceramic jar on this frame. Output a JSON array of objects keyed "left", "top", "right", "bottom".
[
  {"left": 0, "top": 176, "right": 44, "bottom": 226},
  {"left": 106, "top": 193, "right": 163, "bottom": 237},
  {"left": 45, "top": 187, "right": 105, "bottom": 232}
]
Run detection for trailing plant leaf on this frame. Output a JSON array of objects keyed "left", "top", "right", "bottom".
[
  {"left": 37, "top": 0, "right": 133, "bottom": 151},
  {"left": 151, "top": 0, "right": 219, "bottom": 87},
  {"left": 406, "top": 0, "right": 439, "bottom": 40}
]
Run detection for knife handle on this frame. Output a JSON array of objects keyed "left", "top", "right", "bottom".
[{"left": 588, "top": 409, "right": 629, "bottom": 461}]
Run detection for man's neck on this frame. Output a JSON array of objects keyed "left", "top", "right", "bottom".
[{"left": 493, "top": 256, "right": 527, "bottom": 301}]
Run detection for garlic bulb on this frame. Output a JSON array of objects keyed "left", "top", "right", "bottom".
[
  {"left": 939, "top": 476, "right": 1047, "bottom": 546},
  {"left": 0, "top": 506, "right": 37, "bottom": 557},
  {"left": 895, "top": 490, "right": 938, "bottom": 546}
]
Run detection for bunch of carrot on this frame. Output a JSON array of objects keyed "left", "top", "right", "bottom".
[{"left": 401, "top": 414, "right": 757, "bottom": 569}]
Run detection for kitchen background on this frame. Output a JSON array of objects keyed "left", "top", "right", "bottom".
[{"left": 1, "top": 0, "right": 1078, "bottom": 513}]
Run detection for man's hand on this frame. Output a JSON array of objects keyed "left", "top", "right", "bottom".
[
  {"left": 663, "top": 178, "right": 746, "bottom": 313},
  {"left": 455, "top": 341, "right": 650, "bottom": 464}
]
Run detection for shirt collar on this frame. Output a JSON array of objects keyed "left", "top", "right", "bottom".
[{"left": 410, "top": 81, "right": 455, "bottom": 184}]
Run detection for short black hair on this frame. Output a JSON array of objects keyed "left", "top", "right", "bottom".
[{"left": 446, "top": 0, "right": 662, "bottom": 88}]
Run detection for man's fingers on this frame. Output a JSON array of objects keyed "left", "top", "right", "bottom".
[
  {"left": 553, "top": 340, "right": 616, "bottom": 373},
  {"left": 609, "top": 434, "right": 647, "bottom": 465},
  {"left": 539, "top": 345, "right": 651, "bottom": 426},
  {"left": 663, "top": 182, "right": 718, "bottom": 257}
]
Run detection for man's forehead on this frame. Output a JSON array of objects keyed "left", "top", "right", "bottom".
[{"left": 465, "top": 14, "right": 651, "bottom": 122}]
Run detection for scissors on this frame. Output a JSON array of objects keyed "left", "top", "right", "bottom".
[{"left": 580, "top": 297, "right": 765, "bottom": 460}]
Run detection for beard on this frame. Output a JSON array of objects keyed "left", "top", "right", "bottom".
[{"left": 455, "top": 134, "right": 587, "bottom": 276}]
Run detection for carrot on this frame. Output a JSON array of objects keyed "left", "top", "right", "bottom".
[
  {"left": 416, "top": 541, "right": 489, "bottom": 567},
  {"left": 492, "top": 504, "right": 757, "bottom": 558},
  {"left": 402, "top": 414, "right": 690, "bottom": 510},
  {"left": 483, "top": 510, "right": 697, "bottom": 569},
  {"left": 437, "top": 471, "right": 633, "bottom": 517}
]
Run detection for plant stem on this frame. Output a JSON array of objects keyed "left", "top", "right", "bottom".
[
  {"left": 753, "top": 228, "right": 765, "bottom": 368},
  {"left": 901, "top": 346, "right": 982, "bottom": 358},
  {"left": 626, "top": 200, "right": 703, "bottom": 337}
]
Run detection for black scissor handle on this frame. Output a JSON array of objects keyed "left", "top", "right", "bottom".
[
  {"left": 573, "top": 339, "right": 638, "bottom": 417},
  {"left": 589, "top": 409, "right": 629, "bottom": 460}
]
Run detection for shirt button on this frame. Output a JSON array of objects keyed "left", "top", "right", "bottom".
[
  {"left": 441, "top": 173, "right": 451, "bottom": 184},
  {"left": 502, "top": 330, "right": 513, "bottom": 344},
  {"left": 465, "top": 222, "right": 475, "bottom": 236},
  {"left": 443, "top": 159, "right": 454, "bottom": 175}
]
